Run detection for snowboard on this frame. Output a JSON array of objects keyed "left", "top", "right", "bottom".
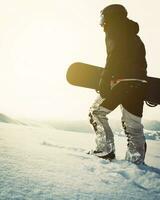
[{"left": 66, "top": 62, "right": 160, "bottom": 106}]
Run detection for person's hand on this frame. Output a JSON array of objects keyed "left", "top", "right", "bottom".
[
  {"left": 98, "top": 78, "right": 110, "bottom": 98},
  {"left": 98, "top": 68, "right": 111, "bottom": 97}
]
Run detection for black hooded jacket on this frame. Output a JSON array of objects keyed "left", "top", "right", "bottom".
[{"left": 101, "top": 18, "right": 147, "bottom": 82}]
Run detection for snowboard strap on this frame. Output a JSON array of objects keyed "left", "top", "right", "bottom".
[{"left": 145, "top": 101, "right": 158, "bottom": 107}]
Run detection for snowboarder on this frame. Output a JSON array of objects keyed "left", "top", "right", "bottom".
[{"left": 89, "top": 4, "right": 147, "bottom": 164}]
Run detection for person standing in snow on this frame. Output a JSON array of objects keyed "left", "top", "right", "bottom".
[{"left": 89, "top": 4, "right": 147, "bottom": 164}]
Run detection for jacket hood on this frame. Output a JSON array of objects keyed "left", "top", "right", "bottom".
[
  {"left": 126, "top": 19, "right": 139, "bottom": 35},
  {"left": 104, "top": 18, "right": 139, "bottom": 36}
]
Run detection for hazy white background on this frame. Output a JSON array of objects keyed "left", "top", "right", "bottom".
[{"left": 0, "top": 0, "right": 160, "bottom": 120}]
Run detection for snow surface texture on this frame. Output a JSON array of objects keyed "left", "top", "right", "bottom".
[{"left": 0, "top": 122, "right": 160, "bottom": 200}]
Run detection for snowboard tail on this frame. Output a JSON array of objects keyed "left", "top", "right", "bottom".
[
  {"left": 66, "top": 62, "right": 160, "bottom": 105},
  {"left": 66, "top": 62, "right": 101, "bottom": 90}
]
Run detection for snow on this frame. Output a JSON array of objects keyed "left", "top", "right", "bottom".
[{"left": 0, "top": 122, "right": 160, "bottom": 200}]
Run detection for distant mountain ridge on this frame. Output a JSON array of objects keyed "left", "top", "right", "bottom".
[
  {"left": 46, "top": 119, "right": 160, "bottom": 133},
  {"left": 0, "top": 113, "right": 19, "bottom": 124},
  {"left": 143, "top": 120, "right": 160, "bottom": 131},
  {"left": 0, "top": 113, "right": 160, "bottom": 140}
]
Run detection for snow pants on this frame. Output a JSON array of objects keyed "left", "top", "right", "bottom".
[{"left": 89, "top": 86, "right": 146, "bottom": 164}]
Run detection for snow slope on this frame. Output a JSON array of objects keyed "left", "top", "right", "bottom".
[{"left": 0, "top": 122, "right": 159, "bottom": 200}]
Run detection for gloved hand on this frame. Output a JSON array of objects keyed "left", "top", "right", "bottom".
[{"left": 98, "top": 69, "right": 111, "bottom": 98}]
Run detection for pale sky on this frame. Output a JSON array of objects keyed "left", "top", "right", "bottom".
[{"left": 0, "top": 0, "right": 160, "bottom": 120}]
